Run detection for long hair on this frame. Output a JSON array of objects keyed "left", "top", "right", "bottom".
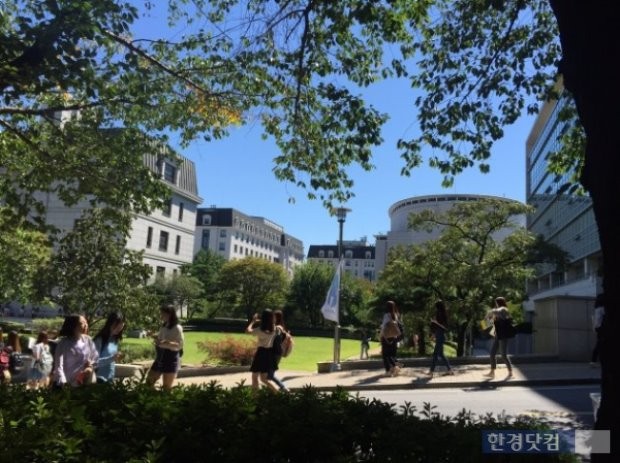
[
  {"left": 94, "top": 311, "right": 125, "bottom": 350},
  {"left": 160, "top": 304, "right": 179, "bottom": 329},
  {"left": 435, "top": 300, "right": 448, "bottom": 326},
  {"left": 274, "top": 309, "right": 286, "bottom": 331},
  {"left": 495, "top": 297, "right": 507, "bottom": 308},
  {"left": 58, "top": 314, "right": 83, "bottom": 339},
  {"left": 385, "top": 300, "right": 399, "bottom": 320},
  {"left": 7, "top": 331, "right": 21, "bottom": 353},
  {"left": 260, "top": 309, "right": 275, "bottom": 333},
  {"left": 36, "top": 330, "right": 49, "bottom": 344}
]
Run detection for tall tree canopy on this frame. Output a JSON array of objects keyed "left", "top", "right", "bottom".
[{"left": 1, "top": 0, "right": 618, "bottom": 443}]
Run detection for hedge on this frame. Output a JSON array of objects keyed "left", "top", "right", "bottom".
[{"left": 0, "top": 383, "right": 577, "bottom": 463}]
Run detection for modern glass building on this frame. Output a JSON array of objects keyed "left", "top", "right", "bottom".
[{"left": 525, "top": 90, "right": 601, "bottom": 360}]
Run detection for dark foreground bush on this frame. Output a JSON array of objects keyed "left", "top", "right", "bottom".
[{"left": 0, "top": 383, "right": 577, "bottom": 463}]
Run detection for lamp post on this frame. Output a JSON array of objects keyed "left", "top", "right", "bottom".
[{"left": 331, "top": 206, "right": 350, "bottom": 372}]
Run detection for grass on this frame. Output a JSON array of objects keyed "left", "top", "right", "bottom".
[{"left": 122, "top": 332, "right": 380, "bottom": 372}]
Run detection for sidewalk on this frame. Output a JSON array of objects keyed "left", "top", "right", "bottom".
[{"left": 176, "top": 361, "right": 602, "bottom": 391}]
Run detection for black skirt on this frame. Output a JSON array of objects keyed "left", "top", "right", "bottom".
[
  {"left": 151, "top": 347, "right": 180, "bottom": 374},
  {"left": 250, "top": 347, "right": 276, "bottom": 373}
]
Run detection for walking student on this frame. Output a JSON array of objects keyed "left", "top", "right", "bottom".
[
  {"left": 428, "top": 300, "right": 454, "bottom": 378},
  {"left": 246, "top": 309, "right": 279, "bottom": 392},
  {"left": 93, "top": 311, "right": 125, "bottom": 383},
  {"left": 483, "top": 297, "right": 513, "bottom": 379},
  {"left": 590, "top": 293, "right": 605, "bottom": 366},
  {"left": 27, "top": 330, "right": 53, "bottom": 389},
  {"left": 268, "top": 309, "right": 289, "bottom": 391},
  {"left": 146, "top": 304, "right": 184, "bottom": 390},
  {"left": 380, "top": 300, "right": 402, "bottom": 377}
]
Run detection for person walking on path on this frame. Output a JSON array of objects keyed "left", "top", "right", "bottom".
[
  {"left": 27, "top": 330, "right": 53, "bottom": 389},
  {"left": 146, "top": 304, "right": 184, "bottom": 390},
  {"left": 268, "top": 309, "right": 289, "bottom": 391},
  {"left": 93, "top": 311, "right": 125, "bottom": 383},
  {"left": 590, "top": 293, "right": 605, "bottom": 366},
  {"left": 483, "top": 297, "right": 513, "bottom": 379},
  {"left": 53, "top": 315, "right": 99, "bottom": 387},
  {"left": 428, "top": 300, "right": 454, "bottom": 378},
  {"left": 360, "top": 330, "right": 370, "bottom": 360},
  {"left": 246, "top": 309, "right": 279, "bottom": 392},
  {"left": 380, "top": 300, "right": 402, "bottom": 377}
]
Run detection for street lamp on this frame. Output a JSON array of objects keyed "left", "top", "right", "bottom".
[{"left": 331, "top": 206, "right": 350, "bottom": 372}]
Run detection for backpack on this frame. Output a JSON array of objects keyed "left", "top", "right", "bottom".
[
  {"left": 9, "top": 352, "right": 24, "bottom": 374},
  {"left": 280, "top": 332, "right": 294, "bottom": 358},
  {"left": 272, "top": 328, "right": 284, "bottom": 357},
  {"left": 38, "top": 346, "right": 53, "bottom": 369},
  {"left": 0, "top": 348, "right": 10, "bottom": 372},
  {"left": 383, "top": 320, "right": 401, "bottom": 339}
]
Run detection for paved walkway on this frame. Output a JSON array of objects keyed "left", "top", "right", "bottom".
[{"left": 175, "top": 361, "right": 601, "bottom": 391}]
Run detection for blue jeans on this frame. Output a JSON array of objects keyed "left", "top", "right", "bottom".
[{"left": 430, "top": 331, "right": 451, "bottom": 372}]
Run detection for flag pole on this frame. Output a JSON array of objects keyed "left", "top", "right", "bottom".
[{"left": 331, "top": 259, "right": 342, "bottom": 372}]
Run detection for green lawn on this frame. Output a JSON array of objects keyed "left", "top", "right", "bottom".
[{"left": 122, "top": 332, "right": 380, "bottom": 371}]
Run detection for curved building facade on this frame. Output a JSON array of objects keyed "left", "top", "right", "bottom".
[{"left": 375, "top": 194, "right": 525, "bottom": 275}]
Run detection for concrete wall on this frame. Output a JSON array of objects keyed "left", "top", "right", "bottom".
[{"left": 533, "top": 296, "right": 596, "bottom": 361}]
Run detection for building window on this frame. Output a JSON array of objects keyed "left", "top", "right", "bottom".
[
  {"left": 234, "top": 244, "right": 238, "bottom": 253},
  {"left": 220, "top": 229, "right": 227, "bottom": 238},
  {"left": 201, "top": 229, "right": 210, "bottom": 249},
  {"left": 146, "top": 227, "right": 153, "bottom": 248},
  {"left": 172, "top": 268, "right": 178, "bottom": 276},
  {"left": 156, "top": 266, "right": 165, "bottom": 277},
  {"left": 219, "top": 242, "right": 225, "bottom": 251},
  {"left": 365, "top": 251, "right": 372, "bottom": 259},
  {"left": 202, "top": 215, "right": 211, "bottom": 225},
  {"left": 345, "top": 250, "right": 353, "bottom": 259},
  {"left": 318, "top": 250, "right": 325, "bottom": 258},
  {"left": 159, "top": 231, "right": 169, "bottom": 252},
  {"left": 328, "top": 250, "right": 334, "bottom": 258},
  {"left": 162, "top": 199, "right": 172, "bottom": 217},
  {"left": 163, "top": 162, "right": 176, "bottom": 183},
  {"left": 178, "top": 202, "right": 184, "bottom": 222},
  {"left": 175, "top": 235, "right": 181, "bottom": 255}
]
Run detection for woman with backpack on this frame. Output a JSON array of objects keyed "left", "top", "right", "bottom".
[
  {"left": 146, "top": 304, "right": 184, "bottom": 390},
  {"left": 246, "top": 309, "right": 279, "bottom": 392},
  {"left": 27, "top": 330, "right": 54, "bottom": 389},
  {"left": 268, "top": 309, "right": 289, "bottom": 392},
  {"left": 0, "top": 329, "right": 12, "bottom": 384},
  {"left": 93, "top": 311, "right": 125, "bottom": 384}
]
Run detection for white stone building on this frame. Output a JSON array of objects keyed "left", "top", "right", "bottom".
[{"left": 194, "top": 207, "right": 304, "bottom": 277}]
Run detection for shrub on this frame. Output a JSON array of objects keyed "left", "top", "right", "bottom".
[
  {"left": 197, "top": 335, "right": 256, "bottom": 366},
  {"left": 0, "top": 321, "right": 25, "bottom": 332},
  {"left": 0, "top": 383, "right": 577, "bottom": 463},
  {"left": 30, "top": 317, "right": 64, "bottom": 334}
]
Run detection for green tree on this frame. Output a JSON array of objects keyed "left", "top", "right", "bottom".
[
  {"left": 2, "top": 0, "right": 617, "bottom": 437},
  {"left": 0, "top": 209, "right": 52, "bottom": 304},
  {"left": 147, "top": 273, "right": 204, "bottom": 320},
  {"left": 47, "top": 209, "right": 152, "bottom": 325},
  {"left": 287, "top": 261, "right": 334, "bottom": 327},
  {"left": 181, "top": 249, "right": 226, "bottom": 318},
  {"left": 394, "top": 198, "right": 537, "bottom": 356},
  {"left": 217, "top": 257, "right": 288, "bottom": 320}
]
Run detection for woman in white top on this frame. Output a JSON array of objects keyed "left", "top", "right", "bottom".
[
  {"left": 146, "top": 304, "right": 184, "bottom": 390},
  {"left": 380, "top": 300, "right": 402, "bottom": 377},
  {"left": 27, "top": 330, "right": 54, "bottom": 389},
  {"left": 246, "top": 309, "right": 279, "bottom": 391}
]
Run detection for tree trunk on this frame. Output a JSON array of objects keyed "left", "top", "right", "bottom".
[
  {"left": 456, "top": 321, "right": 468, "bottom": 357},
  {"left": 550, "top": 2, "right": 620, "bottom": 459}
]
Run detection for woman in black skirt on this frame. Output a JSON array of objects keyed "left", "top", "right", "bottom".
[
  {"left": 146, "top": 304, "right": 184, "bottom": 390},
  {"left": 246, "top": 309, "right": 279, "bottom": 392}
]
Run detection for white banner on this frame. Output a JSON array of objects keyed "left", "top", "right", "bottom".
[{"left": 321, "top": 261, "right": 341, "bottom": 323}]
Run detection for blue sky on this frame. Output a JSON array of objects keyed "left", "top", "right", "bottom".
[
  {"left": 181, "top": 80, "right": 537, "bottom": 251},
  {"left": 135, "top": 3, "right": 538, "bottom": 252}
]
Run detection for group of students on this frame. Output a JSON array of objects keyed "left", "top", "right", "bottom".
[
  {"left": 0, "top": 303, "right": 186, "bottom": 391},
  {"left": 379, "top": 297, "right": 516, "bottom": 379}
]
